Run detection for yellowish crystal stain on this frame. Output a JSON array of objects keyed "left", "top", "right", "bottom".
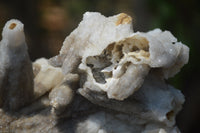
[
  {"left": 9, "top": 23, "right": 17, "bottom": 29},
  {"left": 116, "top": 13, "right": 132, "bottom": 26}
]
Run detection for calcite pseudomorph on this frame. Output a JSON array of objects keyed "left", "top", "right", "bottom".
[
  {"left": 0, "top": 19, "right": 34, "bottom": 111},
  {"left": 0, "top": 12, "right": 189, "bottom": 133},
  {"left": 52, "top": 12, "right": 189, "bottom": 100}
]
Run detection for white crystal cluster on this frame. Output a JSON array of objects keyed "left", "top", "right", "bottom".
[
  {"left": 50, "top": 12, "right": 188, "bottom": 133},
  {"left": 0, "top": 12, "right": 189, "bottom": 133},
  {"left": 55, "top": 12, "right": 189, "bottom": 100}
]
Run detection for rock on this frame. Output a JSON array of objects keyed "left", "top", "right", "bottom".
[
  {"left": 0, "top": 12, "right": 189, "bottom": 133},
  {"left": 49, "top": 73, "right": 79, "bottom": 114},
  {"left": 75, "top": 13, "right": 189, "bottom": 100},
  {"left": 50, "top": 12, "right": 133, "bottom": 74},
  {"left": 0, "top": 19, "right": 34, "bottom": 111},
  {"left": 33, "top": 58, "right": 64, "bottom": 99},
  {"left": 78, "top": 73, "right": 184, "bottom": 127}
]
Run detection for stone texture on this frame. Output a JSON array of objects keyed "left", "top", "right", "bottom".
[
  {"left": 0, "top": 12, "right": 189, "bottom": 133},
  {"left": 0, "top": 19, "right": 34, "bottom": 111},
  {"left": 33, "top": 58, "right": 64, "bottom": 99}
]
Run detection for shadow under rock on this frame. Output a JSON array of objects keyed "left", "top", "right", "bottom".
[{"left": 55, "top": 94, "right": 101, "bottom": 133}]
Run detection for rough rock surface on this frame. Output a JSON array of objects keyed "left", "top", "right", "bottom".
[
  {"left": 0, "top": 19, "right": 34, "bottom": 111},
  {"left": 0, "top": 12, "right": 189, "bottom": 133}
]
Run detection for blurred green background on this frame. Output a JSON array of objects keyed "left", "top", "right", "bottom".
[{"left": 0, "top": 0, "right": 199, "bottom": 132}]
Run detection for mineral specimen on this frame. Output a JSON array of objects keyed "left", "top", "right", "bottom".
[
  {"left": 0, "top": 19, "right": 34, "bottom": 111},
  {"left": 33, "top": 58, "right": 64, "bottom": 99},
  {"left": 0, "top": 12, "right": 189, "bottom": 133},
  {"left": 51, "top": 12, "right": 188, "bottom": 100}
]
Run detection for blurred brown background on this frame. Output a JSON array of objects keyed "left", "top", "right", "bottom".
[{"left": 0, "top": 0, "right": 199, "bottom": 132}]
